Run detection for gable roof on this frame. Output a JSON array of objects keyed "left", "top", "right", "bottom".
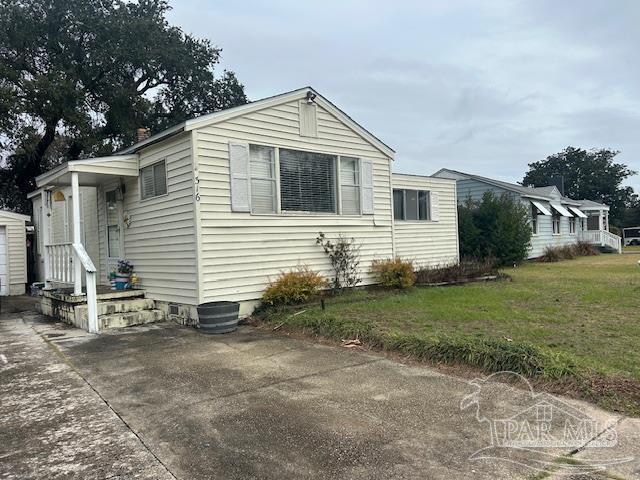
[
  {"left": 119, "top": 87, "right": 395, "bottom": 158},
  {"left": 433, "top": 168, "right": 559, "bottom": 201}
]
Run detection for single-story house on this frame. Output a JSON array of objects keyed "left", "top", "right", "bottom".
[
  {"left": 0, "top": 210, "right": 30, "bottom": 296},
  {"left": 433, "top": 169, "right": 621, "bottom": 258},
  {"left": 30, "top": 87, "right": 459, "bottom": 332}
]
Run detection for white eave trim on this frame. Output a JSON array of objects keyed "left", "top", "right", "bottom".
[
  {"left": 568, "top": 206, "right": 588, "bottom": 218},
  {"left": 119, "top": 87, "right": 396, "bottom": 158},
  {"left": 530, "top": 200, "right": 552, "bottom": 216},
  {"left": 550, "top": 203, "right": 574, "bottom": 217},
  {"left": 35, "top": 154, "right": 140, "bottom": 187},
  {"left": 0, "top": 210, "right": 30, "bottom": 222}
]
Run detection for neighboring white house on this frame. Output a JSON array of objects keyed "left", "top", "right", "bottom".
[
  {"left": 0, "top": 210, "right": 30, "bottom": 296},
  {"left": 30, "top": 87, "right": 460, "bottom": 331},
  {"left": 433, "top": 169, "right": 621, "bottom": 258}
]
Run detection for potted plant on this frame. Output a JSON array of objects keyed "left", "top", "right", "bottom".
[{"left": 115, "top": 260, "right": 134, "bottom": 290}]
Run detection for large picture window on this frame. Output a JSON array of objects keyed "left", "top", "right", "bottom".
[
  {"left": 279, "top": 148, "right": 336, "bottom": 213},
  {"left": 393, "top": 189, "right": 430, "bottom": 221}
]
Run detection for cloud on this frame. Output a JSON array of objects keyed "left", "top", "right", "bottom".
[{"left": 168, "top": 0, "right": 640, "bottom": 191}]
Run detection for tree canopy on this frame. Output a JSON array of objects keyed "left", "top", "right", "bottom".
[
  {"left": 522, "top": 147, "right": 637, "bottom": 225},
  {"left": 0, "top": 0, "right": 247, "bottom": 213}
]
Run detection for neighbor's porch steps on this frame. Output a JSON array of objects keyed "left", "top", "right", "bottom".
[{"left": 41, "top": 288, "right": 165, "bottom": 331}]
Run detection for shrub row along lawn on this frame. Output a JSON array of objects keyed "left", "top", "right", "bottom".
[{"left": 259, "top": 254, "right": 640, "bottom": 415}]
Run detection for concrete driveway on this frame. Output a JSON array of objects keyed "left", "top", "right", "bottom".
[{"left": 1, "top": 305, "right": 639, "bottom": 479}]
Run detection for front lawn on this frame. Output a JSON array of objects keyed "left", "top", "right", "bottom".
[{"left": 260, "top": 254, "right": 640, "bottom": 414}]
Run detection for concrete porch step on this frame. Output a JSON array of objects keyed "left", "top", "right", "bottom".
[
  {"left": 76, "top": 298, "right": 156, "bottom": 320},
  {"left": 99, "top": 309, "right": 165, "bottom": 330}
]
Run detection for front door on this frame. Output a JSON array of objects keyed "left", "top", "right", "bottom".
[{"left": 105, "top": 189, "right": 124, "bottom": 273}]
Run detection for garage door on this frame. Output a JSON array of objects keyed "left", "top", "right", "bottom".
[{"left": 0, "top": 226, "right": 6, "bottom": 295}]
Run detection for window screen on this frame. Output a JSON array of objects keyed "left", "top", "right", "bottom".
[
  {"left": 418, "top": 191, "right": 430, "bottom": 220},
  {"left": 140, "top": 160, "right": 167, "bottom": 199},
  {"left": 393, "top": 189, "right": 404, "bottom": 220},
  {"left": 279, "top": 148, "right": 336, "bottom": 213},
  {"left": 340, "top": 157, "right": 360, "bottom": 215},
  {"left": 250, "top": 145, "right": 276, "bottom": 214}
]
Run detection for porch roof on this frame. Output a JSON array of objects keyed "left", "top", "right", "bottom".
[{"left": 35, "top": 155, "right": 139, "bottom": 188}]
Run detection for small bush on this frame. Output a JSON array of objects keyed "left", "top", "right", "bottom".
[
  {"left": 371, "top": 258, "right": 416, "bottom": 288},
  {"left": 573, "top": 240, "right": 599, "bottom": 256},
  {"left": 539, "top": 241, "right": 599, "bottom": 262},
  {"left": 262, "top": 267, "right": 328, "bottom": 307},
  {"left": 415, "top": 258, "right": 497, "bottom": 284},
  {"left": 316, "top": 232, "right": 362, "bottom": 292}
]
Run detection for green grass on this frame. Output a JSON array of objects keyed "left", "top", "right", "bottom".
[
  {"left": 260, "top": 254, "right": 640, "bottom": 413},
  {"left": 623, "top": 244, "right": 640, "bottom": 253}
]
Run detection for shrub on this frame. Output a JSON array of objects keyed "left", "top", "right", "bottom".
[
  {"left": 539, "top": 241, "right": 599, "bottom": 262},
  {"left": 573, "top": 240, "right": 599, "bottom": 256},
  {"left": 262, "top": 267, "right": 327, "bottom": 306},
  {"left": 316, "top": 232, "right": 362, "bottom": 291},
  {"left": 415, "top": 258, "right": 497, "bottom": 284},
  {"left": 458, "top": 192, "right": 532, "bottom": 266},
  {"left": 371, "top": 258, "right": 416, "bottom": 288}
]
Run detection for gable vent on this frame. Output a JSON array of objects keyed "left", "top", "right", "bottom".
[{"left": 299, "top": 100, "right": 318, "bottom": 137}]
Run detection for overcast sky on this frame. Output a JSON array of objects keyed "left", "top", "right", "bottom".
[{"left": 168, "top": 0, "right": 640, "bottom": 192}]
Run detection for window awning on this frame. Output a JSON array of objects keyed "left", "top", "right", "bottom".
[
  {"left": 568, "top": 206, "right": 588, "bottom": 218},
  {"left": 550, "top": 203, "right": 573, "bottom": 217},
  {"left": 530, "top": 200, "right": 552, "bottom": 216}
]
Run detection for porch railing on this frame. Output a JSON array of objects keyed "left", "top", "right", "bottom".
[
  {"left": 579, "top": 230, "right": 622, "bottom": 253},
  {"left": 45, "top": 242, "right": 75, "bottom": 284},
  {"left": 72, "top": 243, "right": 98, "bottom": 333}
]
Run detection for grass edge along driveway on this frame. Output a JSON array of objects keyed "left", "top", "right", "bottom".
[{"left": 259, "top": 254, "right": 640, "bottom": 416}]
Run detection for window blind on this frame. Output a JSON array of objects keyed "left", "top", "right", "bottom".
[{"left": 279, "top": 149, "right": 336, "bottom": 213}]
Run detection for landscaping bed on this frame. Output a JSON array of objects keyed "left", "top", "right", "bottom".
[{"left": 256, "top": 254, "right": 640, "bottom": 416}]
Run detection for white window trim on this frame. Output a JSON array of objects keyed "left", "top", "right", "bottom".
[
  {"left": 392, "top": 188, "right": 432, "bottom": 222},
  {"left": 338, "top": 156, "right": 361, "bottom": 216},
  {"left": 552, "top": 215, "right": 562, "bottom": 236},
  {"left": 247, "top": 144, "right": 366, "bottom": 217},
  {"left": 569, "top": 217, "right": 577, "bottom": 235},
  {"left": 249, "top": 145, "right": 278, "bottom": 214},
  {"left": 139, "top": 159, "right": 169, "bottom": 201}
]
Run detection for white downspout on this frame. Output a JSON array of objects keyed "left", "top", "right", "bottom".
[{"left": 71, "top": 172, "right": 83, "bottom": 296}]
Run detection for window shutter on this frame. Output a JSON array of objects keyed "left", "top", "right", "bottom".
[
  {"left": 360, "top": 159, "right": 374, "bottom": 214},
  {"left": 229, "top": 142, "right": 251, "bottom": 212},
  {"left": 430, "top": 192, "right": 440, "bottom": 222}
]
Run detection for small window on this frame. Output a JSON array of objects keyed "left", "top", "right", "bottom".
[
  {"left": 531, "top": 204, "right": 538, "bottom": 235},
  {"left": 552, "top": 213, "right": 561, "bottom": 235},
  {"left": 569, "top": 217, "right": 576, "bottom": 234},
  {"left": 140, "top": 160, "right": 167, "bottom": 199},
  {"left": 393, "top": 188, "right": 430, "bottom": 221},
  {"left": 249, "top": 145, "right": 277, "bottom": 214},
  {"left": 340, "top": 157, "right": 360, "bottom": 215}
]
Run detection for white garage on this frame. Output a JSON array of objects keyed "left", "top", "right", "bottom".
[{"left": 0, "top": 210, "right": 30, "bottom": 296}]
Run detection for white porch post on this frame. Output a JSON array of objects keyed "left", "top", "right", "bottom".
[
  {"left": 71, "top": 172, "right": 83, "bottom": 296},
  {"left": 41, "top": 190, "right": 51, "bottom": 288},
  {"left": 598, "top": 209, "right": 604, "bottom": 231}
]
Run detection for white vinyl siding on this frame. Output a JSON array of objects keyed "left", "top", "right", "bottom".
[
  {"left": 194, "top": 98, "right": 393, "bottom": 305},
  {"left": 140, "top": 160, "right": 167, "bottom": 199},
  {"left": 0, "top": 211, "right": 29, "bottom": 295},
  {"left": 391, "top": 175, "right": 458, "bottom": 268},
  {"left": 97, "top": 134, "right": 198, "bottom": 305}
]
